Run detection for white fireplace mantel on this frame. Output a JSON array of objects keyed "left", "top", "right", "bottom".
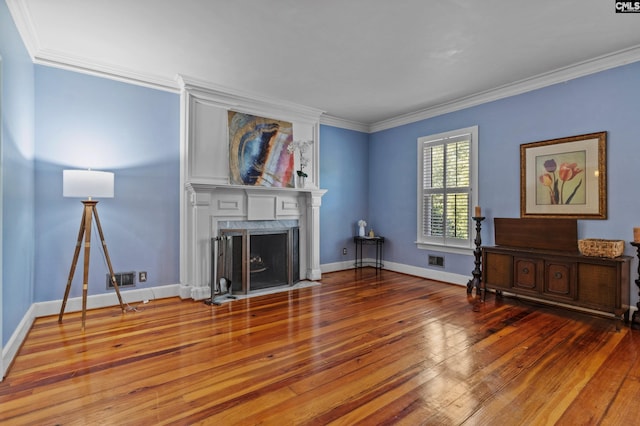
[
  {"left": 182, "top": 183, "right": 326, "bottom": 300},
  {"left": 178, "top": 78, "right": 327, "bottom": 299}
]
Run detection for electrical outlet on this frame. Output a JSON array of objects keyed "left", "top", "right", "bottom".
[
  {"left": 139, "top": 271, "right": 147, "bottom": 282},
  {"left": 342, "top": 247, "right": 347, "bottom": 255}
]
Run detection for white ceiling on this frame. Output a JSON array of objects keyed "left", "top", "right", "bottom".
[{"left": 8, "top": 0, "right": 640, "bottom": 130}]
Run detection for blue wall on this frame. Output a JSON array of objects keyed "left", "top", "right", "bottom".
[
  {"left": 319, "top": 125, "right": 369, "bottom": 264},
  {"left": 366, "top": 61, "right": 640, "bottom": 288},
  {"left": 1, "top": 0, "right": 36, "bottom": 347},
  {"left": 34, "top": 66, "right": 180, "bottom": 302}
]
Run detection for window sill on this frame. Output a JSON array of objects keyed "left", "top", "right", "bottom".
[{"left": 415, "top": 241, "right": 474, "bottom": 256}]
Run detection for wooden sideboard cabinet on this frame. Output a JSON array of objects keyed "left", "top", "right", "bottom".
[
  {"left": 483, "top": 246, "right": 631, "bottom": 323},
  {"left": 483, "top": 218, "right": 632, "bottom": 325}
]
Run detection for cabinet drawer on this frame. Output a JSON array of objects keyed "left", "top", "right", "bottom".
[
  {"left": 544, "top": 261, "right": 576, "bottom": 301},
  {"left": 578, "top": 263, "right": 616, "bottom": 309},
  {"left": 513, "top": 257, "right": 541, "bottom": 293},
  {"left": 483, "top": 251, "right": 512, "bottom": 289}
]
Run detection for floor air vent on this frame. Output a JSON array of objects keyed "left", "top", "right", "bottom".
[{"left": 428, "top": 255, "right": 445, "bottom": 267}]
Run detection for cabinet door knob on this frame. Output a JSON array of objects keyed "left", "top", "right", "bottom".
[
  {"left": 522, "top": 267, "right": 529, "bottom": 274},
  {"left": 555, "top": 272, "right": 563, "bottom": 279}
]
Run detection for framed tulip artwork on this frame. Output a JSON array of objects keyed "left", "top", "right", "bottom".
[{"left": 520, "top": 132, "right": 607, "bottom": 219}]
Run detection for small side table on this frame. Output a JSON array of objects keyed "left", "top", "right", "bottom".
[{"left": 354, "top": 236, "right": 385, "bottom": 271}]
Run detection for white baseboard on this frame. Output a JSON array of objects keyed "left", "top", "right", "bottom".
[
  {"left": 320, "top": 258, "right": 469, "bottom": 287},
  {"left": 321, "top": 259, "right": 354, "bottom": 273},
  {"left": 34, "top": 284, "right": 182, "bottom": 317},
  {"left": 2, "top": 303, "right": 36, "bottom": 379},
  {"left": 2, "top": 283, "right": 181, "bottom": 380},
  {"left": 381, "top": 260, "right": 469, "bottom": 286}
]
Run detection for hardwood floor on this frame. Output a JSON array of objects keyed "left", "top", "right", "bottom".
[{"left": 2, "top": 268, "right": 640, "bottom": 425}]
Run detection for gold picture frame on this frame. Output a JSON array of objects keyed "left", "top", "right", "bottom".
[{"left": 520, "top": 132, "right": 607, "bottom": 219}]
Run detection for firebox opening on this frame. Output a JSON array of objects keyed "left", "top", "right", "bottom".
[
  {"left": 216, "top": 223, "right": 299, "bottom": 295},
  {"left": 250, "top": 233, "right": 287, "bottom": 290}
]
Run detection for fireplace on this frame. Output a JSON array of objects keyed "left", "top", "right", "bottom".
[
  {"left": 179, "top": 76, "right": 327, "bottom": 300},
  {"left": 179, "top": 76, "right": 326, "bottom": 300},
  {"left": 182, "top": 184, "right": 326, "bottom": 300},
  {"left": 215, "top": 222, "right": 300, "bottom": 294}
]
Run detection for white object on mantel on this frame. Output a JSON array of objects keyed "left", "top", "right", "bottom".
[{"left": 359, "top": 225, "right": 365, "bottom": 237}]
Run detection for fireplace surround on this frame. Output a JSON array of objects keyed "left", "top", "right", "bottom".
[
  {"left": 178, "top": 76, "right": 327, "bottom": 300},
  {"left": 182, "top": 184, "right": 325, "bottom": 300}
]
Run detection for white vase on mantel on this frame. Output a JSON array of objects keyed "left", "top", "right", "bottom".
[
  {"left": 297, "top": 175, "right": 306, "bottom": 188},
  {"left": 359, "top": 225, "right": 365, "bottom": 237}
]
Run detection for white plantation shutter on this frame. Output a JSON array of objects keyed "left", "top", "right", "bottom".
[{"left": 417, "top": 127, "right": 477, "bottom": 249}]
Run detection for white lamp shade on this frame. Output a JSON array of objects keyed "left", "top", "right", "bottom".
[{"left": 63, "top": 170, "right": 114, "bottom": 198}]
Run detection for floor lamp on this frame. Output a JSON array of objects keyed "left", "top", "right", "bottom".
[{"left": 58, "top": 169, "right": 125, "bottom": 330}]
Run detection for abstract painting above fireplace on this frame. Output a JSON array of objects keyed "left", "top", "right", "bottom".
[{"left": 228, "top": 111, "right": 295, "bottom": 188}]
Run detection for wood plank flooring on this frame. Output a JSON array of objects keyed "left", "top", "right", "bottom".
[{"left": 1, "top": 268, "right": 640, "bottom": 425}]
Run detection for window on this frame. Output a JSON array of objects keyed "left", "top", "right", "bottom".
[{"left": 417, "top": 126, "right": 478, "bottom": 252}]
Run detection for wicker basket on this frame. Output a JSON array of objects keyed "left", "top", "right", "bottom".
[{"left": 578, "top": 239, "right": 624, "bottom": 258}]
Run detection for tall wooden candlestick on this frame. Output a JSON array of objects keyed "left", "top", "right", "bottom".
[{"left": 467, "top": 215, "right": 485, "bottom": 298}]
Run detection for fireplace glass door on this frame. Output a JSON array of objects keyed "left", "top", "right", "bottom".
[{"left": 216, "top": 227, "right": 299, "bottom": 294}]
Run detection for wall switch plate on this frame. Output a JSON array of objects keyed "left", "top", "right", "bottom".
[{"left": 342, "top": 248, "right": 347, "bottom": 255}]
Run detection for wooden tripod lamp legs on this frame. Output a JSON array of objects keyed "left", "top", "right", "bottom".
[{"left": 58, "top": 201, "right": 125, "bottom": 330}]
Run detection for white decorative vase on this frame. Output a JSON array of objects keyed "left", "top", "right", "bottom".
[
  {"left": 297, "top": 175, "right": 306, "bottom": 188},
  {"left": 359, "top": 225, "right": 365, "bottom": 237}
]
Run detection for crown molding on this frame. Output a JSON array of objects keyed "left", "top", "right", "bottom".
[
  {"left": 33, "top": 49, "right": 181, "bottom": 93},
  {"left": 31, "top": 40, "right": 640, "bottom": 134},
  {"left": 6, "top": 0, "right": 180, "bottom": 92},
  {"left": 319, "top": 115, "right": 370, "bottom": 133},
  {"left": 369, "top": 45, "right": 640, "bottom": 133},
  {"left": 177, "top": 74, "right": 325, "bottom": 123},
  {"left": 5, "top": 0, "right": 39, "bottom": 59},
  {"left": 7, "top": 0, "right": 640, "bottom": 134}
]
